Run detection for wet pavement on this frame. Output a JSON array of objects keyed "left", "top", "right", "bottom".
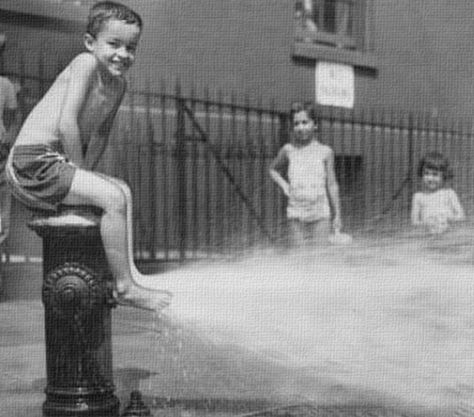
[
  {"left": 0, "top": 260, "right": 471, "bottom": 417},
  {"left": 0, "top": 298, "right": 464, "bottom": 417}
]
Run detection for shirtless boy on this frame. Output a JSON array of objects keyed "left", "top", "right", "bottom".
[{"left": 6, "top": 1, "right": 171, "bottom": 311}]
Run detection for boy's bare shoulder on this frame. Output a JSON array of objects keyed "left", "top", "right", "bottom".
[
  {"left": 68, "top": 53, "right": 126, "bottom": 94},
  {"left": 71, "top": 52, "right": 97, "bottom": 66},
  {"left": 67, "top": 53, "right": 99, "bottom": 76}
]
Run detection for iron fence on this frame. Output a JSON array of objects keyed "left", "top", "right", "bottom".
[
  {"left": 5, "top": 68, "right": 474, "bottom": 262},
  {"left": 109, "top": 86, "right": 289, "bottom": 261}
]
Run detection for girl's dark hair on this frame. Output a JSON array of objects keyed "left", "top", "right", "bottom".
[
  {"left": 417, "top": 151, "right": 453, "bottom": 180},
  {"left": 290, "top": 101, "right": 319, "bottom": 124},
  {"left": 87, "top": 1, "right": 143, "bottom": 38}
]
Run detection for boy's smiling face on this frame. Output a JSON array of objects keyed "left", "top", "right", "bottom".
[{"left": 85, "top": 19, "right": 141, "bottom": 78}]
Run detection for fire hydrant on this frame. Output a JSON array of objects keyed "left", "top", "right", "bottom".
[{"left": 29, "top": 205, "right": 120, "bottom": 417}]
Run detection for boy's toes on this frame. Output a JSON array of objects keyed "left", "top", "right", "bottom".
[{"left": 116, "top": 286, "right": 173, "bottom": 312}]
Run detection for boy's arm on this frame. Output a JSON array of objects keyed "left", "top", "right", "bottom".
[
  {"left": 269, "top": 146, "right": 290, "bottom": 196},
  {"left": 325, "top": 147, "right": 342, "bottom": 230},
  {"left": 411, "top": 193, "right": 422, "bottom": 225},
  {"left": 84, "top": 80, "right": 126, "bottom": 170},
  {"left": 58, "top": 53, "right": 98, "bottom": 167},
  {"left": 448, "top": 189, "right": 465, "bottom": 221},
  {"left": 3, "top": 107, "right": 21, "bottom": 150}
]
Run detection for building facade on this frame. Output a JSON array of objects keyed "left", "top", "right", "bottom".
[
  {"left": 1, "top": 0, "right": 474, "bottom": 118},
  {"left": 1, "top": 0, "right": 474, "bottom": 267}
]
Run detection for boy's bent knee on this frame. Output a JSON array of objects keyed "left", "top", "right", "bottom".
[
  {"left": 104, "top": 190, "right": 127, "bottom": 215},
  {"left": 111, "top": 178, "right": 132, "bottom": 201},
  {"left": 113, "top": 178, "right": 129, "bottom": 190},
  {"left": 68, "top": 170, "right": 130, "bottom": 213}
]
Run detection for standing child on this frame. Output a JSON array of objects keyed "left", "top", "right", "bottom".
[
  {"left": 269, "top": 101, "right": 343, "bottom": 246},
  {"left": 0, "top": 33, "right": 21, "bottom": 246},
  {"left": 411, "top": 152, "right": 465, "bottom": 234},
  {"left": 6, "top": 1, "right": 171, "bottom": 311}
]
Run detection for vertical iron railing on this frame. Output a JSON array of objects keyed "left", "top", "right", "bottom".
[
  {"left": 175, "top": 85, "right": 188, "bottom": 261},
  {"left": 6, "top": 64, "right": 474, "bottom": 262}
]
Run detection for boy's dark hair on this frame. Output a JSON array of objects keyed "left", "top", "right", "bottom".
[
  {"left": 87, "top": 1, "right": 143, "bottom": 38},
  {"left": 417, "top": 151, "right": 453, "bottom": 180},
  {"left": 290, "top": 101, "right": 319, "bottom": 125}
]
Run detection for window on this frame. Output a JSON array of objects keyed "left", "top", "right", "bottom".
[
  {"left": 0, "top": 0, "right": 90, "bottom": 24},
  {"left": 295, "top": 0, "right": 367, "bottom": 51}
]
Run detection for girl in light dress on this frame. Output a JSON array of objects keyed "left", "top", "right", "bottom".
[
  {"left": 269, "top": 101, "right": 346, "bottom": 246},
  {"left": 411, "top": 152, "right": 465, "bottom": 234}
]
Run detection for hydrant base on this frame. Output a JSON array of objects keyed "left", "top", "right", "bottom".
[{"left": 43, "top": 395, "right": 120, "bottom": 417}]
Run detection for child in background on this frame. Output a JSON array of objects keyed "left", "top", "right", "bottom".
[
  {"left": 411, "top": 152, "right": 465, "bottom": 234},
  {"left": 6, "top": 1, "right": 171, "bottom": 311},
  {"left": 269, "top": 101, "right": 343, "bottom": 246},
  {"left": 0, "top": 34, "right": 21, "bottom": 245}
]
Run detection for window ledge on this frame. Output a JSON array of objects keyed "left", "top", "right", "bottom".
[
  {"left": 0, "top": 0, "right": 88, "bottom": 24},
  {"left": 292, "top": 40, "right": 379, "bottom": 71}
]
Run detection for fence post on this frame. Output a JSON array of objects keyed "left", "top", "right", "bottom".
[
  {"left": 277, "top": 113, "right": 289, "bottom": 239},
  {"left": 175, "top": 83, "right": 187, "bottom": 261},
  {"left": 407, "top": 112, "right": 414, "bottom": 204},
  {"left": 145, "top": 86, "right": 157, "bottom": 260},
  {"left": 278, "top": 113, "right": 289, "bottom": 148}
]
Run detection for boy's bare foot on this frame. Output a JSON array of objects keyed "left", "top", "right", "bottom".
[{"left": 116, "top": 283, "right": 172, "bottom": 312}]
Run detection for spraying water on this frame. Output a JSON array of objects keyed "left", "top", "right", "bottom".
[{"left": 138, "top": 224, "right": 474, "bottom": 414}]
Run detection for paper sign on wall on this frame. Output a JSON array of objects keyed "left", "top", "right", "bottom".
[{"left": 315, "top": 61, "right": 354, "bottom": 108}]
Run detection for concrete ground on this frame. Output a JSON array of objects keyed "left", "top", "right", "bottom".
[
  {"left": 0, "top": 270, "right": 261, "bottom": 417},
  {"left": 0, "top": 298, "right": 446, "bottom": 417},
  {"left": 0, "top": 261, "right": 467, "bottom": 417},
  {"left": 0, "top": 278, "right": 294, "bottom": 417},
  {"left": 3, "top": 186, "right": 474, "bottom": 417}
]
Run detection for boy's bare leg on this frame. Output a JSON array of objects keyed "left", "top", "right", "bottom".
[
  {"left": 62, "top": 169, "right": 171, "bottom": 311},
  {"left": 92, "top": 173, "right": 140, "bottom": 275}
]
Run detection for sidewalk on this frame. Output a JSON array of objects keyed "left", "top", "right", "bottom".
[
  {"left": 0, "top": 298, "right": 259, "bottom": 417},
  {"left": 0, "top": 261, "right": 464, "bottom": 417},
  {"left": 0, "top": 285, "right": 298, "bottom": 417},
  {"left": 0, "top": 298, "right": 461, "bottom": 417}
]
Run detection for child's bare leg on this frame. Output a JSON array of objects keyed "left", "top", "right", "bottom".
[
  {"left": 92, "top": 173, "right": 140, "bottom": 276},
  {"left": 62, "top": 169, "right": 171, "bottom": 311},
  {"left": 308, "top": 219, "right": 331, "bottom": 245},
  {"left": 289, "top": 220, "right": 306, "bottom": 247}
]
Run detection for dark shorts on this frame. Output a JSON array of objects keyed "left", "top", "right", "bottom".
[{"left": 6, "top": 141, "right": 77, "bottom": 212}]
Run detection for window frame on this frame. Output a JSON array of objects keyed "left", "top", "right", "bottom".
[
  {"left": 0, "top": 0, "right": 89, "bottom": 24},
  {"left": 293, "top": 0, "right": 377, "bottom": 70},
  {"left": 296, "top": 0, "right": 366, "bottom": 49}
]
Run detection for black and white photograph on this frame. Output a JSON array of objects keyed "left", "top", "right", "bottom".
[{"left": 0, "top": 1, "right": 473, "bottom": 416}]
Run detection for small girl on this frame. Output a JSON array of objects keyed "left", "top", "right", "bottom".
[
  {"left": 269, "top": 101, "right": 343, "bottom": 246},
  {"left": 411, "top": 152, "right": 465, "bottom": 234}
]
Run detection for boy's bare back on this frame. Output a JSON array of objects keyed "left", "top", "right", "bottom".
[{"left": 15, "top": 52, "right": 123, "bottom": 152}]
